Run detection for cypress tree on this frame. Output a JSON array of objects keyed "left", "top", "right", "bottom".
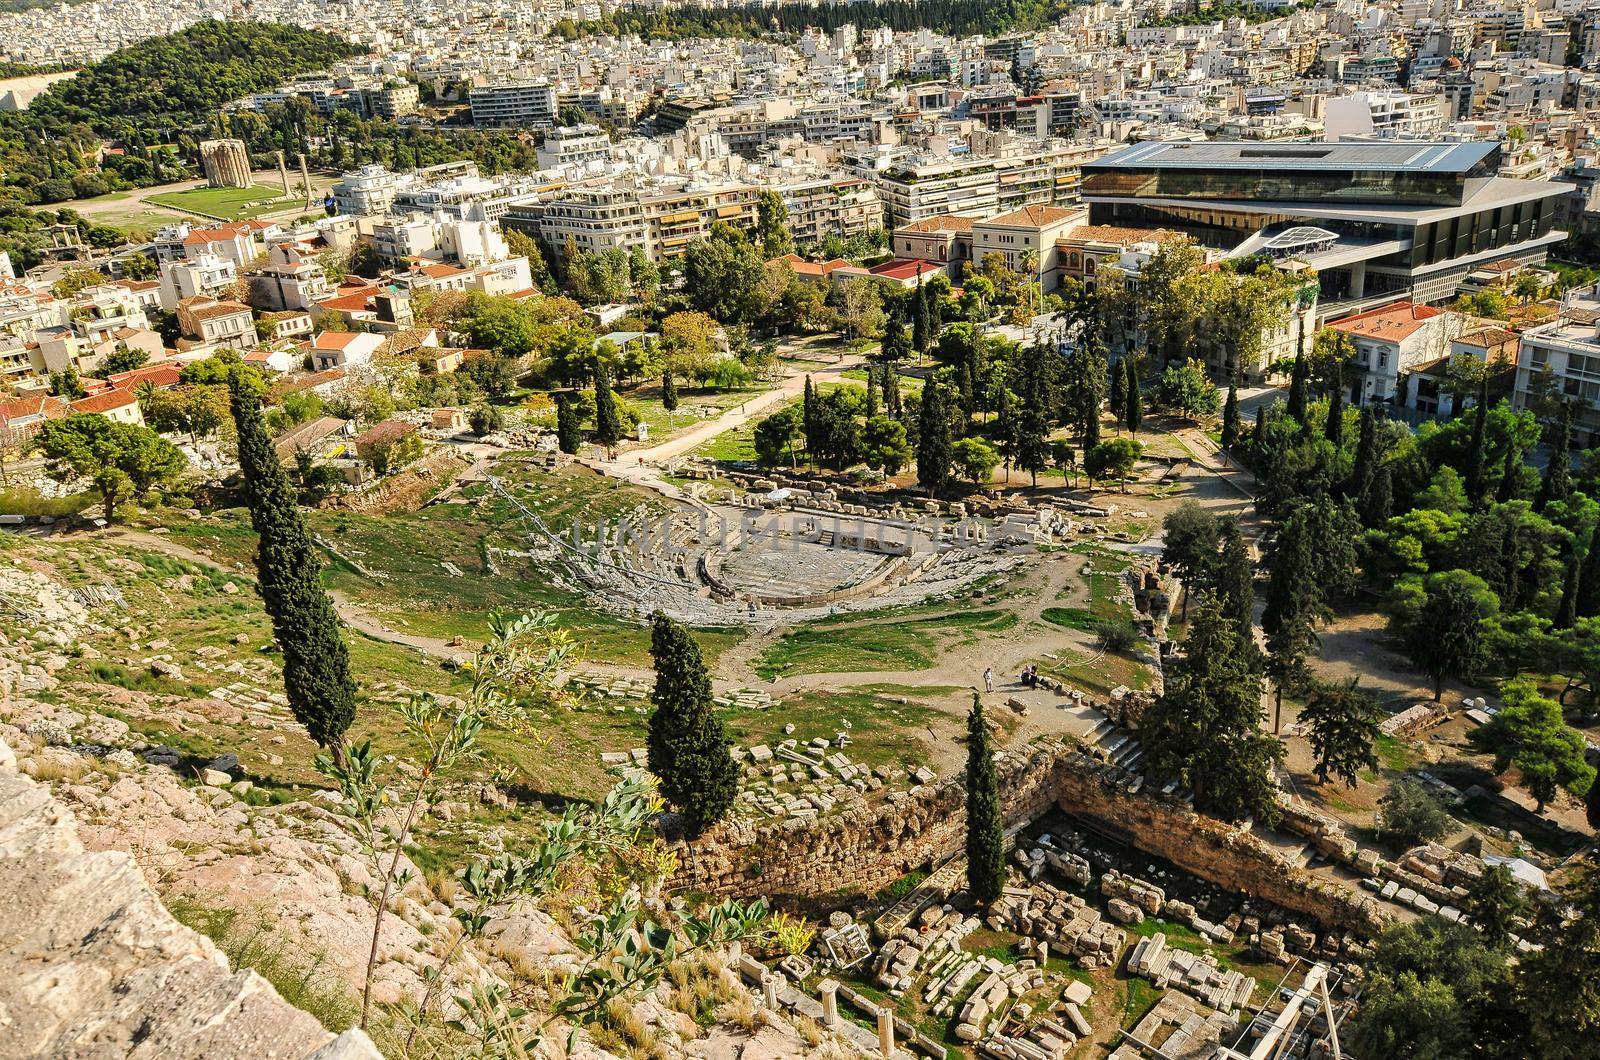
[
  {"left": 1363, "top": 463, "right": 1394, "bottom": 525},
  {"left": 593, "top": 362, "right": 623, "bottom": 452},
  {"left": 1263, "top": 506, "right": 1321, "bottom": 734},
  {"left": 1555, "top": 544, "right": 1581, "bottom": 630},
  {"left": 1108, "top": 354, "right": 1127, "bottom": 420},
  {"left": 1252, "top": 403, "right": 1265, "bottom": 447},
  {"left": 964, "top": 694, "right": 1005, "bottom": 905},
  {"left": 1536, "top": 401, "right": 1574, "bottom": 510},
  {"left": 646, "top": 612, "right": 738, "bottom": 838},
  {"left": 1286, "top": 352, "right": 1309, "bottom": 428},
  {"left": 913, "top": 278, "right": 933, "bottom": 357},
  {"left": 1495, "top": 440, "right": 1521, "bottom": 505},
  {"left": 865, "top": 364, "right": 879, "bottom": 420},
  {"left": 1348, "top": 407, "right": 1378, "bottom": 502},
  {"left": 1215, "top": 519, "right": 1256, "bottom": 651},
  {"left": 1220, "top": 382, "right": 1239, "bottom": 450},
  {"left": 1464, "top": 379, "right": 1490, "bottom": 506},
  {"left": 802, "top": 375, "right": 816, "bottom": 449},
  {"left": 1324, "top": 382, "right": 1345, "bottom": 448},
  {"left": 1124, "top": 356, "right": 1142, "bottom": 435},
  {"left": 886, "top": 366, "right": 903, "bottom": 419},
  {"left": 1577, "top": 524, "right": 1600, "bottom": 619},
  {"left": 918, "top": 381, "right": 953, "bottom": 496},
  {"left": 228, "top": 373, "right": 356, "bottom": 762},
  {"left": 555, "top": 393, "right": 583, "bottom": 454},
  {"left": 661, "top": 370, "right": 678, "bottom": 413}
]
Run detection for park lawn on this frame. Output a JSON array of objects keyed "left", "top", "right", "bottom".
[
  {"left": 1036, "top": 648, "right": 1153, "bottom": 699},
  {"left": 623, "top": 382, "right": 771, "bottom": 442},
  {"left": 146, "top": 183, "right": 287, "bottom": 219},
  {"left": 68, "top": 188, "right": 189, "bottom": 236},
  {"left": 753, "top": 609, "right": 1017, "bottom": 679}
]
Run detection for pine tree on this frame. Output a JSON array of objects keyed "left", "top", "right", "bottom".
[
  {"left": 964, "top": 694, "right": 1005, "bottom": 905},
  {"left": 1124, "top": 356, "right": 1141, "bottom": 435},
  {"left": 646, "top": 612, "right": 738, "bottom": 838},
  {"left": 1286, "top": 351, "right": 1309, "bottom": 428},
  {"left": 1140, "top": 599, "right": 1281, "bottom": 822},
  {"left": 1536, "top": 401, "right": 1574, "bottom": 510},
  {"left": 1301, "top": 679, "right": 1382, "bottom": 787},
  {"left": 593, "top": 362, "right": 624, "bottom": 452},
  {"left": 1324, "top": 382, "right": 1345, "bottom": 448},
  {"left": 1108, "top": 356, "right": 1127, "bottom": 420},
  {"left": 918, "top": 382, "right": 953, "bottom": 496},
  {"left": 1220, "top": 382, "right": 1239, "bottom": 450},
  {"left": 555, "top": 393, "right": 583, "bottom": 454},
  {"left": 228, "top": 373, "right": 356, "bottom": 762},
  {"left": 661, "top": 371, "right": 678, "bottom": 413}
]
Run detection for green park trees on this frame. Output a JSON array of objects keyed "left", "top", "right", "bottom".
[
  {"left": 646, "top": 613, "right": 738, "bottom": 838},
  {"left": 1300, "top": 679, "right": 1383, "bottom": 787},
  {"left": 33, "top": 413, "right": 185, "bottom": 521},
  {"left": 1389, "top": 570, "right": 1498, "bottom": 700},
  {"left": 1472, "top": 678, "right": 1594, "bottom": 813},
  {"left": 227, "top": 370, "right": 357, "bottom": 761}
]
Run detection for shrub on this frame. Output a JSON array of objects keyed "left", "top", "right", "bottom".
[
  {"left": 1096, "top": 617, "right": 1141, "bottom": 653},
  {"left": 1378, "top": 779, "right": 1455, "bottom": 845}
]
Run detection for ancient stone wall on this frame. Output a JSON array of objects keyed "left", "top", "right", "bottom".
[{"left": 673, "top": 741, "right": 1384, "bottom": 937}]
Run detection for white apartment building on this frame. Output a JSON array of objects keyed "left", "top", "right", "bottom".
[
  {"left": 536, "top": 125, "right": 613, "bottom": 170},
  {"left": 1514, "top": 286, "right": 1600, "bottom": 445},
  {"left": 159, "top": 253, "right": 238, "bottom": 311},
  {"left": 1326, "top": 301, "right": 1468, "bottom": 405},
  {"left": 469, "top": 81, "right": 557, "bottom": 127}
]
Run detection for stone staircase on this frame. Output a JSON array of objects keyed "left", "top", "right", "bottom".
[{"left": 0, "top": 740, "right": 379, "bottom": 1059}]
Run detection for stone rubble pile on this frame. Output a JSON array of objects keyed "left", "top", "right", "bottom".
[
  {"left": 873, "top": 904, "right": 979, "bottom": 995},
  {"left": 1108, "top": 991, "right": 1234, "bottom": 1060},
  {"left": 985, "top": 880, "right": 1126, "bottom": 970},
  {"left": 1126, "top": 933, "right": 1255, "bottom": 1015}
]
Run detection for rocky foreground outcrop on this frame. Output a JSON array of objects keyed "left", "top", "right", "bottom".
[{"left": 0, "top": 736, "right": 380, "bottom": 1059}]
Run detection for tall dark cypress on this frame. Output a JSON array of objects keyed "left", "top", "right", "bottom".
[
  {"left": 1324, "top": 382, "right": 1345, "bottom": 448},
  {"left": 1215, "top": 519, "right": 1256, "bottom": 652},
  {"left": 228, "top": 373, "right": 356, "bottom": 761},
  {"left": 1496, "top": 441, "right": 1521, "bottom": 505},
  {"left": 802, "top": 375, "right": 816, "bottom": 448},
  {"left": 1348, "top": 407, "right": 1377, "bottom": 503},
  {"left": 1124, "top": 356, "right": 1141, "bottom": 435},
  {"left": 1108, "top": 354, "right": 1127, "bottom": 420},
  {"left": 912, "top": 277, "right": 933, "bottom": 357},
  {"left": 1252, "top": 403, "right": 1266, "bottom": 447},
  {"left": 593, "top": 362, "right": 623, "bottom": 451},
  {"left": 1464, "top": 379, "right": 1490, "bottom": 507},
  {"left": 1286, "top": 351, "right": 1309, "bottom": 428},
  {"left": 964, "top": 694, "right": 1005, "bottom": 905},
  {"left": 1361, "top": 463, "right": 1394, "bottom": 527},
  {"left": 1220, "top": 382, "right": 1239, "bottom": 450},
  {"left": 556, "top": 393, "right": 583, "bottom": 454},
  {"left": 661, "top": 370, "right": 678, "bottom": 413},
  {"left": 1536, "top": 401, "right": 1574, "bottom": 510},
  {"left": 918, "top": 382, "right": 953, "bottom": 497},
  {"left": 864, "top": 365, "right": 879, "bottom": 420},
  {"left": 1555, "top": 544, "right": 1581, "bottom": 631},
  {"left": 646, "top": 613, "right": 737, "bottom": 838},
  {"left": 1577, "top": 524, "right": 1600, "bottom": 620},
  {"left": 884, "top": 366, "right": 903, "bottom": 419}
]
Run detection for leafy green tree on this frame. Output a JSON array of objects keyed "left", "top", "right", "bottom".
[
  {"left": 593, "top": 361, "right": 624, "bottom": 452},
  {"left": 755, "top": 189, "right": 792, "bottom": 258},
  {"left": 1461, "top": 863, "right": 1527, "bottom": 950},
  {"left": 1390, "top": 569, "right": 1498, "bottom": 700},
  {"left": 1220, "top": 382, "right": 1240, "bottom": 450},
  {"left": 807, "top": 388, "right": 863, "bottom": 470},
  {"left": 1140, "top": 598, "right": 1282, "bottom": 821},
  {"left": 1301, "top": 679, "right": 1382, "bottom": 787},
  {"left": 1352, "top": 916, "right": 1516, "bottom": 1059},
  {"left": 1085, "top": 437, "right": 1141, "bottom": 491},
  {"left": 1517, "top": 858, "right": 1600, "bottom": 1058},
  {"left": 682, "top": 226, "right": 768, "bottom": 326},
  {"left": 861, "top": 415, "right": 911, "bottom": 475},
  {"left": 754, "top": 406, "right": 803, "bottom": 469},
  {"left": 101, "top": 344, "right": 148, "bottom": 376},
  {"left": 1123, "top": 356, "right": 1142, "bottom": 434},
  {"left": 1472, "top": 678, "right": 1594, "bottom": 813},
  {"left": 1378, "top": 779, "right": 1456, "bottom": 845},
  {"left": 555, "top": 393, "right": 583, "bottom": 454},
  {"left": 32, "top": 413, "right": 184, "bottom": 520},
  {"left": 49, "top": 367, "right": 86, "bottom": 400},
  {"left": 1162, "top": 501, "right": 1220, "bottom": 618},
  {"left": 227, "top": 373, "right": 357, "bottom": 762},
  {"left": 468, "top": 404, "right": 501, "bottom": 436},
  {"left": 952, "top": 436, "right": 999, "bottom": 485},
  {"left": 1155, "top": 358, "right": 1219, "bottom": 419},
  {"left": 917, "top": 382, "right": 953, "bottom": 496},
  {"left": 964, "top": 694, "right": 1005, "bottom": 905},
  {"left": 646, "top": 613, "right": 738, "bottom": 838}
]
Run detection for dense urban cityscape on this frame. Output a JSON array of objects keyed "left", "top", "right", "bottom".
[{"left": 0, "top": 2, "right": 1597, "bottom": 1059}]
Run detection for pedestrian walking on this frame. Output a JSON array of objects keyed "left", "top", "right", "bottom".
[{"left": 983, "top": 667, "right": 994, "bottom": 692}]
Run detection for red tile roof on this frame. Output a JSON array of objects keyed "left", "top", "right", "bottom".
[
  {"left": 69, "top": 389, "right": 140, "bottom": 415},
  {"left": 1327, "top": 301, "right": 1446, "bottom": 343}
]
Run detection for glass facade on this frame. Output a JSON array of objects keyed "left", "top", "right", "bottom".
[{"left": 1081, "top": 146, "right": 1501, "bottom": 207}]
